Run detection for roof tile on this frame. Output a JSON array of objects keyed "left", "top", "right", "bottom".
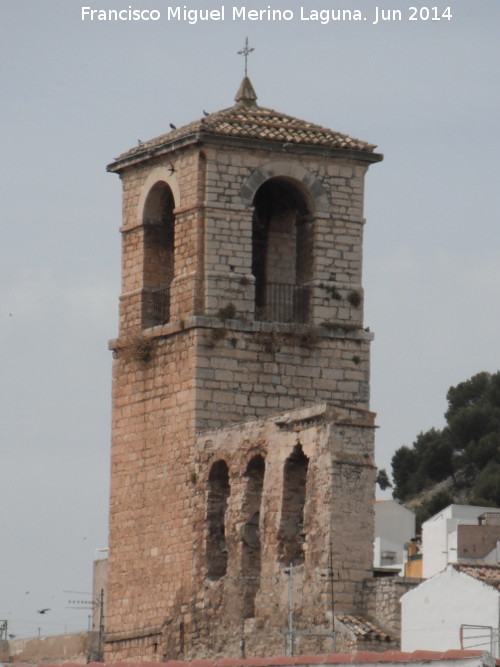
[
  {"left": 293, "top": 655, "right": 328, "bottom": 664},
  {"left": 109, "top": 78, "right": 378, "bottom": 170},
  {"left": 13, "top": 650, "right": 499, "bottom": 667},
  {"left": 337, "top": 615, "right": 393, "bottom": 642},
  {"left": 452, "top": 562, "right": 500, "bottom": 591},
  {"left": 324, "top": 653, "right": 357, "bottom": 664},
  {"left": 351, "top": 652, "right": 386, "bottom": 663}
]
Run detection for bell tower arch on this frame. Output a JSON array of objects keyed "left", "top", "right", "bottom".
[{"left": 106, "top": 77, "right": 383, "bottom": 661}]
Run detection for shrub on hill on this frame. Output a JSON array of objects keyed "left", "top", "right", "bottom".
[{"left": 390, "top": 371, "right": 500, "bottom": 525}]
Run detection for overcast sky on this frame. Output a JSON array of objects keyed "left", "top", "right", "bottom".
[{"left": 1, "top": 0, "right": 499, "bottom": 640}]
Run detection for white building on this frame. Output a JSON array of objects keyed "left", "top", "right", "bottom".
[
  {"left": 422, "top": 505, "right": 500, "bottom": 579},
  {"left": 374, "top": 499, "right": 416, "bottom": 573},
  {"left": 401, "top": 563, "right": 500, "bottom": 657}
]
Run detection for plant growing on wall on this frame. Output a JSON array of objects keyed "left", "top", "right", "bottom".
[
  {"left": 115, "top": 333, "right": 154, "bottom": 362},
  {"left": 347, "top": 291, "right": 362, "bottom": 308},
  {"left": 217, "top": 303, "right": 237, "bottom": 322}
]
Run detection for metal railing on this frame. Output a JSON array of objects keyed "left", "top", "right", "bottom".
[
  {"left": 255, "top": 282, "right": 310, "bottom": 324},
  {"left": 142, "top": 283, "right": 309, "bottom": 326},
  {"left": 145, "top": 286, "right": 170, "bottom": 325}
]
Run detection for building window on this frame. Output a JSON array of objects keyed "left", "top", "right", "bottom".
[
  {"left": 278, "top": 444, "right": 309, "bottom": 565},
  {"left": 381, "top": 551, "right": 397, "bottom": 566},
  {"left": 241, "top": 455, "right": 265, "bottom": 618},
  {"left": 252, "top": 178, "right": 312, "bottom": 323},
  {"left": 142, "top": 182, "right": 175, "bottom": 327},
  {"left": 206, "top": 460, "right": 230, "bottom": 579}
]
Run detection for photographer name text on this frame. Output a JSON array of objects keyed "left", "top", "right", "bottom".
[{"left": 81, "top": 5, "right": 453, "bottom": 25}]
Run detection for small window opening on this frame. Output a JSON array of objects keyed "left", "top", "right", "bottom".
[
  {"left": 381, "top": 551, "right": 397, "bottom": 566},
  {"left": 278, "top": 444, "right": 309, "bottom": 565},
  {"left": 241, "top": 455, "right": 265, "bottom": 618},
  {"left": 142, "top": 182, "right": 175, "bottom": 326},
  {"left": 206, "top": 460, "right": 230, "bottom": 579},
  {"left": 252, "top": 178, "right": 312, "bottom": 323}
]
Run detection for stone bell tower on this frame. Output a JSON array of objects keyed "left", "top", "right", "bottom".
[{"left": 105, "top": 76, "right": 383, "bottom": 661}]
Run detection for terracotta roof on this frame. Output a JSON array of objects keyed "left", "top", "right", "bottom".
[
  {"left": 337, "top": 614, "right": 393, "bottom": 642},
  {"left": 452, "top": 562, "right": 500, "bottom": 591},
  {"left": 108, "top": 77, "right": 379, "bottom": 171},
  {"left": 12, "top": 650, "right": 499, "bottom": 667}
]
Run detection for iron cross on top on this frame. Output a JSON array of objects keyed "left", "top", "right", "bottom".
[{"left": 238, "top": 37, "right": 254, "bottom": 77}]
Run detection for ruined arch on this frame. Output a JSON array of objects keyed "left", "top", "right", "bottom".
[
  {"left": 240, "top": 454, "right": 265, "bottom": 618},
  {"left": 278, "top": 444, "right": 309, "bottom": 566},
  {"left": 141, "top": 181, "right": 175, "bottom": 326},
  {"left": 206, "top": 459, "right": 230, "bottom": 579}
]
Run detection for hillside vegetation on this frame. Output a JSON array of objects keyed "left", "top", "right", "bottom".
[{"left": 387, "top": 371, "right": 500, "bottom": 526}]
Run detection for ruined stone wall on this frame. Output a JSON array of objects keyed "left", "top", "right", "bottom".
[
  {"left": 360, "top": 577, "right": 421, "bottom": 642},
  {"left": 167, "top": 404, "right": 377, "bottom": 659}
]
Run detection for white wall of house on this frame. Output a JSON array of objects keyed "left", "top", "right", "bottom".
[
  {"left": 374, "top": 536, "right": 405, "bottom": 569},
  {"left": 422, "top": 505, "right": 496, "bottom": 579},
  {"left": 374, "top": 500, "right": 415, "bottom": 572},
  {"left": 401, "top": 565, "right": 499, "bottom": 656}
]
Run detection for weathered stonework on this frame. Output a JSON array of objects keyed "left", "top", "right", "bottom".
[
  {"left": 360, "top": 577, "right": 421, "bottom": 644},
  {"left": 105, "top": 78, "right": 383, "bottom": 661}
]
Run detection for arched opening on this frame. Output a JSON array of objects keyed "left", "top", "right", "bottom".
[
  {"left": 252, "top": 178, "right": 313, "bottom": 323},
  {"left": 206, "top": 460, "right": 230, "bottom": 579},
  {"left": 278, "top": 444, "right": 309, "bottom": 565},
  {"left": 142, "top": 182, "right": 175, "bottom": 326},
  {"left": 240, "top": 455, "right": 265, "bottom": 618}
]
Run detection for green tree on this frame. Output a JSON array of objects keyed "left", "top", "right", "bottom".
[
  {"left": 472, "top": 461, "right": 500, "bottom": 507},
  {"left": 391, "top": 446, "right": 418, "bottom": 500},
  {"left": 376, "top": 468, "right": 392, "bottom": 491},
  {"left": 445, "top": 372, "right": 491, "bottom": 422},
  {"left": 391, "top": 371, "right": 500, "bottom": 503}
]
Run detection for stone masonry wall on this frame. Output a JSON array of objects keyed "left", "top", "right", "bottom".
[
  {"left": 202, "top": 145, "right": 369, "bottom": 330},
  {"left": 106, "top": 328, "right": 198, "bottom": 660},
  {"left": 106, "top": 133, "right": 377, "bottom": 661},
  {"left": 360, "top": 577, "right": 421, "bottom": 643},
  {"left": 118, "top": 150, "right": 203, "bottom": 336},
  {"left": 195, "top": 319, "right": 371, "bottom": 429},
  {"left": 171, "top": 404, "right": 376, "bottom": 659}
]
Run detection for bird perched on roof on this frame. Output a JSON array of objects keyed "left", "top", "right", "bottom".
[
  {"left": 169, "top": 123, "right": 177, "bottom": 130},
  {"left": 203, "top": 110, "right": 209, "bottom": 116}
]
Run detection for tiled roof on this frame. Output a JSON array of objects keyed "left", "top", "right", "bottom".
[
  {"left": 12, "top": 650, "right": 499, "bottom": 667},
  {"left": 337, "top": 614, "right": 393, "bottom": 642},
  {"left": 108, "top": 77, "right": 378, "bottom": 170},
  {"left": 453, "top": 562, "right": 500, "bottom": 591}
]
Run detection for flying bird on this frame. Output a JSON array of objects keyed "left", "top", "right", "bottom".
[
  {"left": 37, "top": 608, "right": 50, "bottom": 614},
  {"left": 169, "top": 123, "right": 177, "bottom": 130}
]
